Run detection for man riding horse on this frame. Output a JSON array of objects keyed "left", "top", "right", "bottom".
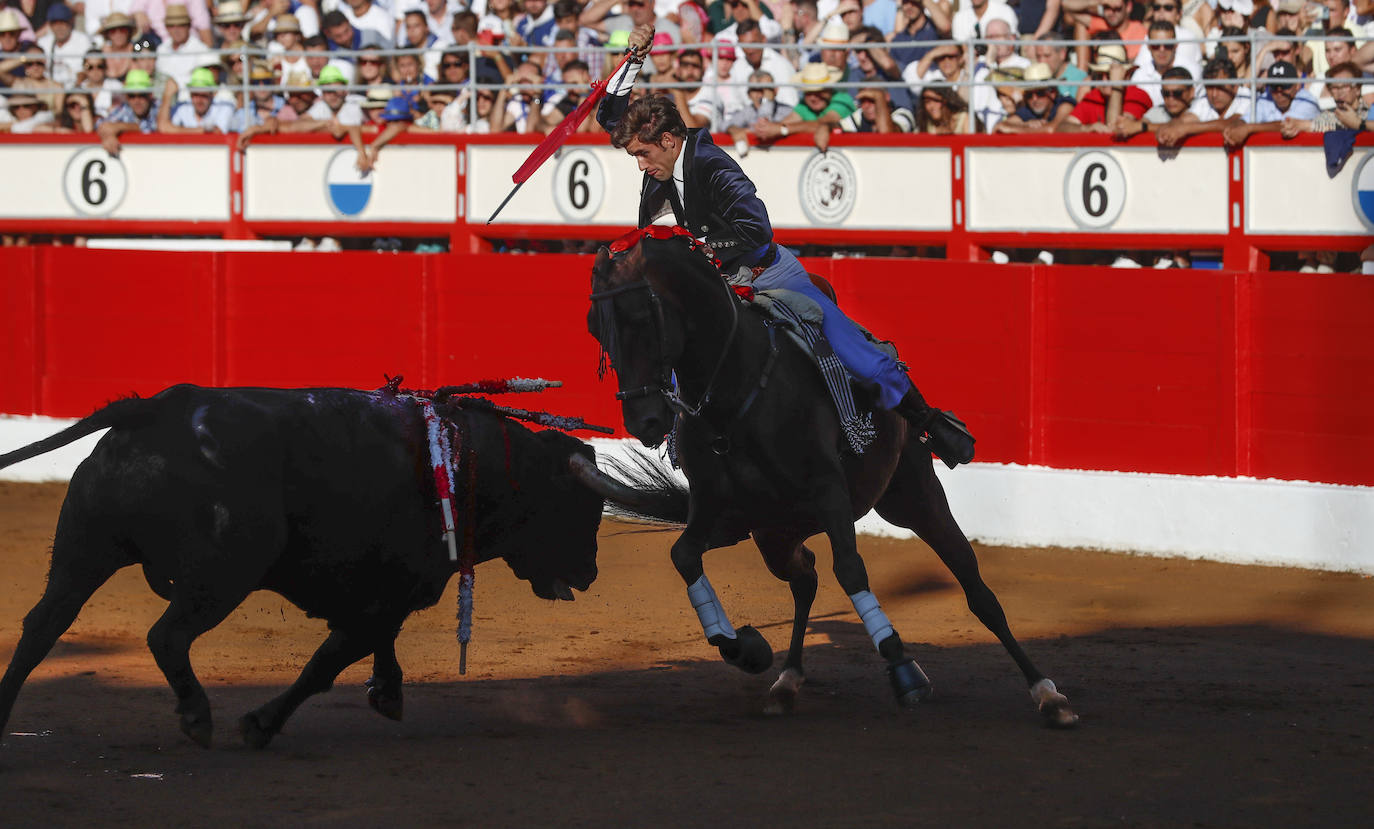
[{"left": 598, "top": 25, "right": 975, "bottom": 469}]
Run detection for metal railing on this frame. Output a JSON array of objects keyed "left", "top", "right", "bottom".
[{"left": 0, "top": 31, "right": 1359, "bottom": 136}]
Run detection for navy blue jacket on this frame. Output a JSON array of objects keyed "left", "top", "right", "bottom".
[{"left": 598, "top": 93, "right": 774, "bottom": 270}]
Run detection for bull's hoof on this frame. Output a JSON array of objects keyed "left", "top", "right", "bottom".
[
  {"left": 238, "top": 711, "right": 276, "bottom": 750},
  {"left": 179, "top": 711, "right": 213, "bottom": 749},
  {"left": 763, "top": 667, "right": 805, "bottom": 716},
  {"left": 712, "top": 626, "right": 773, "bottom": 675},
  {"left": 366, "top": 676, "right": 404, "bottom": 722},
  {"left": 1030, "top": 678, "right": 1079, "bottom": 729},
  {"left": 888, "top": 659, "right": 933, "bottom": 707}
]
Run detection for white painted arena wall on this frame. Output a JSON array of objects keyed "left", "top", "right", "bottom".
[{"left": 4, "top": 416, "right": 1369, "bottom": 575}]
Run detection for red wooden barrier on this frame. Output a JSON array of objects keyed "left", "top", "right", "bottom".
[{"left": 2, "top": 247, "right": 1371, "bottom": 487}]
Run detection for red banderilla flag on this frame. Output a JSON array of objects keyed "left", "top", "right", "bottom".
[{"left": 485, "top": 52, "right": 634, "bottom": 224}]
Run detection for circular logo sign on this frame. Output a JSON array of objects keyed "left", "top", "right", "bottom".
[
  {"left": 1352, "top": 152, "right": 1374, "bottom": 231},
  {"left": 552, "top": 149, "right": 605, "bottom": 222},
  {"left": 323, "top": 148, "right": 373, "bottom": 218},
  {"left": 798, "top": 149, "right": 858, "bottom": 226},
  {"left": 62, "top": 147, "right": 128, "bottom": 216},
  {"left": 1063, "top": 150, "right": 1126, "bottom": 229}
]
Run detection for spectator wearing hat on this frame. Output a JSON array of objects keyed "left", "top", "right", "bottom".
[
  {"left": 0, "top": 91, "right": 54, "bottom": 132},
  {"left": 269, "top": 14, "right": 309, "bottom": 81},
  {"left": 995, "top": 61, "right": 1076, "bottom": 132},
  {"left": 37, "top": 4, "right": 91, "bottom": 87},
  {"left": 340, "top": 0, "right": 395, "bottom": 47},
  {"left": 1222, "top": 60, "right": 1322, "bottom": 143},
  {"left": 730, "top": 19, "right": 800, "bottom": 109},
  {"left": 951, "top": 0, "right": 1018, "bottom": 44},
  {"left": 816, "top": 15, "right": 855, "bottom": 77},
  {"left": 1031, "top": 32, "right": 1089, "bottom": 102},
  {"left": 322, "top": 9, "right": 389, "bottom": 63},
  {"left": 1, "top": 10, "right": 31, "bottom": 88},
  {"left": 229, "top": 58, "right": 283, "bottom": 131},
  {"left": 354, "top": 88, "right": 421, "bottom": 174},
  {"left": 1059, "top": 43, "right": 1152, "bottom": 132},
  {"left": 96, "top": 66, "right": 159, "bottom": 153},
  {"left": 1282, "top": 60, "right": 1371, "bottom": 133},
  {"left": 159, "top": 65, "right": 233, "bottom": 131},
  {"left": 754, "top": 61, "right": 854, "bottom": 149},
  {"left": 968, "top": 17, "right": 1029, "bottom": 131},
  {"left": 0, "top": 4, "right": 37, "bottom": 45},
  {"left": 211, "top": 1, "right": 249, "bottom": 48},
  {"left": 131, "top": 0, "right": 212, "bottom": 45},
  {"left": 888, "top": 0, "right": 948, "bottom": 70},
  {"left": 1133, "top": 20, "right": 1203, "bottom": 106},
  {"left": 643, "top": 29, "right": 675, "bottom": 82},
  {"left": 155, "top": 4, "right": 209, "bottom": 92},
  {"left": 128, "top": 34, "right": 172, "bottom": 91},
  {"left": 95, "top": 12, "right": 135, "bottom": 80}
]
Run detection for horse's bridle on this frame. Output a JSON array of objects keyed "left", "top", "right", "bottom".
[{"left": 589, "top": 253, "right": 741, "bottom": 420}]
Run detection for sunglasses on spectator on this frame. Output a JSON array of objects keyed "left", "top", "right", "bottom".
[
  {"left": 1149, "top": 42, "right": 1175, "bottom": 50},
  {"left": 67, "top": 100, "right": 85, "bottom": 108},
  {"left": 921, "top": 95, "right": 945, "bottom": 105},
  {"left": 1150, "top": 3, "right": 1177, "bottom": 10},
  {"left": 442, "top": 61, "right": 464, "bottom": 68},
  {"left": 1161, "top": 88, "right": 1188, "bottom": 99},
  {"left": 359, "top": 58, "right": 384, "bottom": 65},
  {"left": 1026, "top": 87, "right": 1055, "bottom": 98},
  {"left": 1101, "top": 3, "right": 1125, "bottom": 11},
  {"left": 85, "top": 62, "right": 105, "bottom": 70}
]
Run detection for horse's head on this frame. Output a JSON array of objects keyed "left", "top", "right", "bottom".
[{"left": 588, "top": 227, "right": 720, "bottom": 447}]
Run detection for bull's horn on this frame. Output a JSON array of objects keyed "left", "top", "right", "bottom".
[{"left": 568, "top": 453, "right": 656, "bottom": 511}]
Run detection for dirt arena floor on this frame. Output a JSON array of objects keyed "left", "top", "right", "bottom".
[{"left": 0, "top": 481, "right": 1370, "bottom": 827}]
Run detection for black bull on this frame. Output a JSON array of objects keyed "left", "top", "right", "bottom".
[{"left": 0, "top": 384, "right": 669, "bottom": 749}]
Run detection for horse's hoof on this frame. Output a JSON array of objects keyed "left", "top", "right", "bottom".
[
  {"left": 763, "top": 668, "right": 804, "bottom": 716},
  {"left": 179, "top": 713, "right": 213, "bottom": 748},
  {"left": 238, "top": 712, "right": 275, "bottom": 750},
  {"left": 888, "top": 659, "right": 933, "bottom": 706},
  {"left": 713, "top": 626, "right": 773, "bottom": 675},
  {"left": 1030, "top": 678, "right": 1079, "bottom": 729},
  {"left": 366, "top": 677, "right": 404, "bottom": 722}
]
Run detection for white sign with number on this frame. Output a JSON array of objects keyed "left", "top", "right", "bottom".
[
  {"left": 552, "top": 149, "right": 606, "bottom": 222},
  {"left": 1063, "top": 150, "right": 1126, "bottom": 229},
  {"left": 62, "top": 147, "right": 128, "bottom": 216}
]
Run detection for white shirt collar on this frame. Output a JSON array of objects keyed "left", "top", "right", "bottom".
[{"left": 672, "top": 138, "right": 686, "bottom": 214}]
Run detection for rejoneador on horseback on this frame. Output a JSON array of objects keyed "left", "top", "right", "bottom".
[{"left": 587, "top": 25, "right": 1077, "bottom": 726}]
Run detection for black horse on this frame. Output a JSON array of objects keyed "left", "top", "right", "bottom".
[{"left": 588, "top": 226, "right": 1077, "bottom": 727}]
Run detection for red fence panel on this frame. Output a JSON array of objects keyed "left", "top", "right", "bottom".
[{"left": 0, "top": 248, "right": 40, "bottom": 416}]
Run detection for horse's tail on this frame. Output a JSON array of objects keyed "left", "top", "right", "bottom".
[
  {"left": 0, "top": 397, "right": 157, "bottom": 472},
  {"left": 599, "top": 448, "right": 690, "bottom": 527}
]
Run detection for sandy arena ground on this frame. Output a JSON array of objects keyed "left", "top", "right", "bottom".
[{"left": 0, "top": 480, "right": 1370, "bottom": 827}]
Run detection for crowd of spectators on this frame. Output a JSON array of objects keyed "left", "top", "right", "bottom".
[{"left": 1, "top": 0, "right": 1371, "bottom": 149}]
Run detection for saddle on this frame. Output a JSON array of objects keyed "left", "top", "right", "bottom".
[{"left": 747, "top": 289, "right": 902, "bottom": 455}]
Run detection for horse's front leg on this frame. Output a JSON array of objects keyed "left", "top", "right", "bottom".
[
  {"left": 820, "top": 499, "right": 933, "bottom": 706},
  {"left": 670, "top": 525, "right": 773, "bottom": 675}
]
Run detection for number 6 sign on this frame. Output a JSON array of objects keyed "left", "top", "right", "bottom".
[
  {"left": 62, "top": 146, "right": 129, "bottom": 216},
  {"left": 552, "top": 148, "right": 605, "bottom": 223},
  {"left": 1063, "top": 150, "right": 1125, "bottom": 230}
]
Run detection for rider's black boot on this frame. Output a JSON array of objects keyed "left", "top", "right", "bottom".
[{"left": 895, "top": 387, "right": 975, "bottom": 469}]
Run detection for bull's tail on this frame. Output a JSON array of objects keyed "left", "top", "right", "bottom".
[{"left": 0, "top": 397, "right": 158, "bottom": 472}]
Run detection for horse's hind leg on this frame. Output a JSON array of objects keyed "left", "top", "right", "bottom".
[
  {"left": 753, "top": 531, "right": 818, "bottom": 715},
  {"left": 366, "top": 630, "right": 404, "bottom": 721},
  {"left": 875, "top": 446, "right": 1079, "bottom": 728},
  {"left": 0, "top": 515, "right": 131, "bottom": 741}
]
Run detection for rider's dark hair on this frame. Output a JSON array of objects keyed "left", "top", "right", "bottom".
[{"left": 610, "top": 94, "right": 689, "bottom": 149}]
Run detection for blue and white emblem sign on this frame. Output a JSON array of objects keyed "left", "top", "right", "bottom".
[
  {"left": 1352, "top": 152, "right": 1374, "bottom": 231},
  {"left": 324, "top": 149, "right": 372, "bottom": 218}
]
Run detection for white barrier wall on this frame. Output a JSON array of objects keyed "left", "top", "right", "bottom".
[
  {"left": 243, "top": 144, "right": 459, "bottom": 223},
  {"left": 965, "top": 146, "right": 1230, "bottom": 234},
  {"left": 0, "top": 144, "right": 229, "bottom": 221},
  {"left": 1247, "top": 147, "right": 1374, "bottom": 235},
  {"left": 471, "top": 143, "right": 953, "bottom": 231}
]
